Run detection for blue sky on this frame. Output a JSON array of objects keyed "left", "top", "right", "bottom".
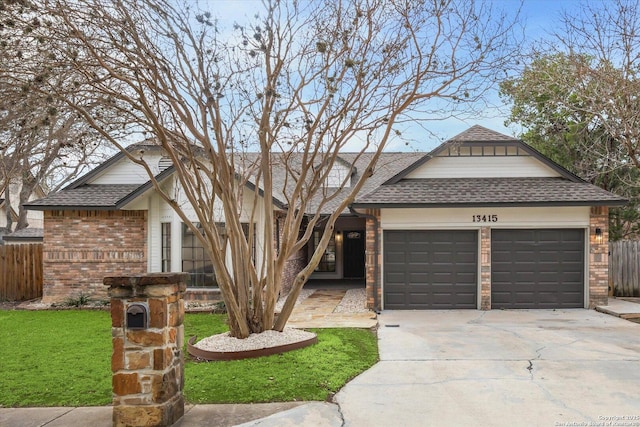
[
  {"left": 206, "top": 0, "right": 590, "bottom": 151},
  {"left": 419, "top": 0, "right": 587, "bottom": 149}
]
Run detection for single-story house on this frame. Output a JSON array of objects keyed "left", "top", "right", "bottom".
[{"left": 26, "top": 125, "right": 626, "bottom": 309}]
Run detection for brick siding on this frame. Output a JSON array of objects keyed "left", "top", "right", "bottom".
[
  {"left": 42, "top": 210, "right": 147, "bottom": 303},
  {"left": 480, "top": 226, "right": 491, "bottom": 310},
  {"left": 589, "top": 206, "right": 609, "bottom": 307},
  {"left": 365, "top": 209, "right": 381, "bottom": 310}
]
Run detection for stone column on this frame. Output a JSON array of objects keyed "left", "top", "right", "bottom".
[{"left": 104, "top": 273, "right": 187, "bottom": 427}]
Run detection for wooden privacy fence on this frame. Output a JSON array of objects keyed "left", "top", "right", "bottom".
[
  {"left": 609, "top": 240, "right": 640, "bottom": 297},
  {"left": 0, "top": 243, "right": 43, "bottom": 301}
]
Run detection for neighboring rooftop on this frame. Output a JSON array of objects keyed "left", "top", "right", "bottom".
[{"left": 1, "top": 227, "right": 44, "bottom": 242}]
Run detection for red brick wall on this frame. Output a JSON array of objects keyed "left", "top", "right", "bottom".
[
  {"left": 365, "top": 209, "right": 381, "bottom": 310},
  {"left": 42, "top": 210, "right": 147, "bottom": 303},
  {"left": 480, "top": 227, "right": 491, "bottom": 310},
  {"left": 589, "top": 206, "right": 609, "bottom": 307}
]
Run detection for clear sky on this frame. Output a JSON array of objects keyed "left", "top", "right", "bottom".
[{"left": 205, "top": 0, "right": 592, "bottom": 151}]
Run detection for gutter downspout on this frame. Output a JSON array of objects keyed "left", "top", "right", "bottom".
[{"left": 349, "top": 206, "right": 380, "bottom": 313}]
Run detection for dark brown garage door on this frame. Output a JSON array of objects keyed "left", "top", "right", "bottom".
[
  {"left": 491, "top": 229, "right": 585, "bottom": 309},
  {"left": 383, "top": 230, "right": 478, "bottom": 309}
]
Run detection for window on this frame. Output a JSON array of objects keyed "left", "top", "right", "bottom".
[
  {"left": 180, "top": 221, "right": 255, "bottom": 287},
  {"left": 161, "top": 223, "right": 171, "bottom": 272},
  {"left": 181, "top": 223, "right": 216, "bottom": 287},
  {"left": 313, "top": 230, "right": 336, "bottom": 272}
]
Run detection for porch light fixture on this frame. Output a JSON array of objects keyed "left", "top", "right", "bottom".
[
  {"left": 595, "top": 227, "right": 603, "bottom": 244},
  {"left": 335, "top": 230, "right": 342, "bottom": 242}
]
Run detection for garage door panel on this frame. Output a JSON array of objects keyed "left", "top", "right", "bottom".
[
  {"left": 384, "top": 293, "right": 406, "bottom": 306},
  {"left": 384, "top": 230, "right": 478, "bottom": 309},
  {"left": 491, "top": 229, "right": 584, "bottom": 309},
  {"left": 451, "top": 255, "right": 477, "bottom": 264}
]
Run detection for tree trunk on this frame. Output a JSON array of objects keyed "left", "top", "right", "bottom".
[
  {"left": 16, "top": 173, "right": 36, "bottom": 231},
  {"left": 3, "top": 185, "right": 13, "bottom": 233}
]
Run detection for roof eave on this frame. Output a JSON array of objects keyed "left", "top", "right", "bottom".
[
  {"left": 2, "top": 237, "right": 43, "bottom": 242},
  {"left": 22, "top": 204, "right": 122, "bottom": 211},
  {"left": 351, "top": 200, "right": 628, "bottom": 209}
]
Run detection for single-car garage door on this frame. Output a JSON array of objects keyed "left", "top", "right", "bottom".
[
  {"left": 384, "top": 230, "right": 478, "bottom": 309},
  {"left": 491, "top": 229, "right": 585, "bottom": 309}
]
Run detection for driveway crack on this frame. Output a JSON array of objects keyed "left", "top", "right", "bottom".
[
  {"left": 333, "top": 399, "right": 345, "bottom": 426},
  {"left": 527, "top": 359, "right": 534, "bottom": 379},
  {"left": 467, "top": 311, "right": 488, "bottom": 324}
]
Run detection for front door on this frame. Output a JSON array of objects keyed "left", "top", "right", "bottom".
[{"left": 343, "top": 230, "right": 365, "bottom": 278}]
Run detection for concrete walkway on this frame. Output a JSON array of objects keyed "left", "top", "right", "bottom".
[{"left": 596, "top": 296, "right": 640, "bottom": 319}]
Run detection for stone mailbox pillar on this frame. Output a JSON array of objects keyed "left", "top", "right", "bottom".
[{"left": 104, "top": 273, "right": 188, "bottom": 427}]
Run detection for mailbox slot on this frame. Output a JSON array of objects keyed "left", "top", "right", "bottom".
[{"left": 126, "top": 303, "right": 148, "bottom": 330}]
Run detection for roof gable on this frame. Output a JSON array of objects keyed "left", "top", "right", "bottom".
[
  {"left": 385, "top": 126, "right": 583, "bottom": 184},
  {"left": 65, "top": 143, "right": 162, "bottom": 189}
]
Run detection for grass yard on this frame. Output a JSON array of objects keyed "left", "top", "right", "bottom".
[
  {"left": 184, "top": 314, "right": 378, "bottom": 403},
  {"left": 0, "top": 310, "right": 378, "bottom": 407}
]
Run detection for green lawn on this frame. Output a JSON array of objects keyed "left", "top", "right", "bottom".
[{"left": 0, "top": 310, "right": 378, "bottom": 407}]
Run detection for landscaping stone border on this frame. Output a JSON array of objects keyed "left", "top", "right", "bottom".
[{"left": 187, "top": 334, "right": 318, "bottom": 361}]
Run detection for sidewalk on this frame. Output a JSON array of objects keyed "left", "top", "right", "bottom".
[{"left": 0, "top": 402, "right": 343, "bottom": 427}]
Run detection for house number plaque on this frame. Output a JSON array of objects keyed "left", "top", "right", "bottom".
[{"left": 472, "top": 214, "right": 498, "bottom": 223}]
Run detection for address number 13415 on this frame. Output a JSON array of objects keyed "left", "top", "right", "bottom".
[{"left": 472, "top": 214, "right": 498, "bottom": 223}]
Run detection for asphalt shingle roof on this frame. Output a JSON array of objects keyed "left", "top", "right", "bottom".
[
  {"left": 448, "top": 125, "right": 518, "bottom": 142},
  {"left": 25, "top": 184, "right": 142, "bottom": 209},
  {"left": 353, "top": 177, "right": 628, "bottom": 207},
  {"left": 305, "top": 152, "right": 425, "bottom": 214},
  {"left": 24, "top": 127, "right": 627, "bottom": 212}
]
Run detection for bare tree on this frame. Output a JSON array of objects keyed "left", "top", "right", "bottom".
[
  {"left": 541, "top": 0, "right": 640, "bottom": 171},
  {"left": 0, "top": 0, "right": 109, "bottom": 233},
  {"left": 500, "top": 0, "right": 640, "bottom": 240},
  {"left": 41, "top": 0, "right": 520, "bottom": 338}
]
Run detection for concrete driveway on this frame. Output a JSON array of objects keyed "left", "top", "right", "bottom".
[{"left": 335, "top": 309, "right": 640, "bottom": 427}]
